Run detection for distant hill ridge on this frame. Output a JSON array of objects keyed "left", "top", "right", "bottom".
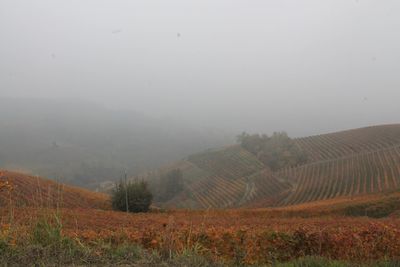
[{"left": 145, "top": 124, "right": 400, "bottom": 209}]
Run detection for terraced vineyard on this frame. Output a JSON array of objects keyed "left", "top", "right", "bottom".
[
  {"left": 277, "top": 145, "right": 400, "bottom": 206},
  {"left": 239, "top": 169, "right": 292, "bottom": 207},
  {"left": 188, "top": 176, "right": 247, "bottom": 208},
  {"left": 151, "top": 124, "right": 400, "bottom": 209},
  {"left": 187, "top": 146, "right": 264, "bottom": 180},
  {"left": 294, "top": 124, "right": 400, "bottom": 162}
]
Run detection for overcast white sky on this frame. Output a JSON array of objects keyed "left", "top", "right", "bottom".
[{"left": 1, "top": 0, "right": 399, "bottom": 136}]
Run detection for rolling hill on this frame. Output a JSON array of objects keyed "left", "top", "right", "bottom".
[
  {"left": 0, "top": 170, "right": 110, "bottom": 209},
  {"left": 147, "top": 124, "right": 400, "bottom": 209}
]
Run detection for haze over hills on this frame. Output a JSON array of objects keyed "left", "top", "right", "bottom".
[
  {"left": 144, "top": 124, "right": 400, "bottom": 209},
  {"left": 0, "top": 98, "right": 231, "bottom": 189},
  {"left": 2, "top": 1, "right": 400, "bottom": 264},
  {"left": 3, "top": 97, "right": 399, "bottom": 211}
]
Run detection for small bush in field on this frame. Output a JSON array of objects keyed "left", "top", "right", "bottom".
[{"left": 112, "top": 180, "right": 153, "bottom": 213}]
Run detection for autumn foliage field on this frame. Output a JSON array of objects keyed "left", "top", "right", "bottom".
[
  {"left": 0, "top": 171, "right": 400, "bottom": 265},
  {"left": 1, "top": 207, "right": 400, "bottom": 265}
]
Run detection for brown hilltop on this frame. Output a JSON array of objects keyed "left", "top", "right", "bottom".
[{"left": 0, "top": 170, "right": 110, "bottom": 209}]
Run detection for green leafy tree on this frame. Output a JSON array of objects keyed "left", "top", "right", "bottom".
[{"left": 112, "top": 180, "right": 153, "bottom": 212}]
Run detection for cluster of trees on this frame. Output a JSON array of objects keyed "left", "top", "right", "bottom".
[{"left": 237, "top": 132, "right": 307, "bottom": 170}]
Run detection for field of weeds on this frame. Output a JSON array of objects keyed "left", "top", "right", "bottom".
[
  {"left": 1, "top": 171, "right": 400, "bottom": 266},
  {"left": 1, "top": 207, "right": 399, "bottom": 266}
]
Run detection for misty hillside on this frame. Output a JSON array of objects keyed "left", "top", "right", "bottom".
[
  {"left": 0, "top": 98, "right": 231, "bottom": 188},
  {"left": 143, "top": 124, "right": 400, "bottom": 209}
]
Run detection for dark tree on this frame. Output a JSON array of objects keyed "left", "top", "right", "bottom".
[{"left": 112, "top": 179, "right": 153, "bottom": 213}]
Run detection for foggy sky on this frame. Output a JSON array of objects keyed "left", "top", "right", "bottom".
[{"left": 1, "top": 0, "right": 399, "bottom": 136}]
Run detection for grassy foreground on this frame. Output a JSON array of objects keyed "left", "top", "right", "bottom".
[
  {"left": 1, "top": 207, "right": 400, "bottom": 266},
  {"left": 1, "top": 238, "right": 399, "bottom": 266},
  {"left": 1, "top": 222, "right": 400, "bottom": 267}
]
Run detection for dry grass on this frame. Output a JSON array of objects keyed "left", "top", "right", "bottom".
[{"left": 1, "top": 207, "right": 400, "bottom": 265}]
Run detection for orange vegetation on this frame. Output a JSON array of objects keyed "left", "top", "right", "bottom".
[
  {"left": 0, "top": 170, "right": 110, "bottom": 209},
  {"left": 1, "top": 170, "right": 399, "bottom": 264},
  {"left": 1, "top": 207, "right": 399, "bottom": 264}
]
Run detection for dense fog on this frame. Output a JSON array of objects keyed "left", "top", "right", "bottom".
[
  {"left": 0, "top": 98, "right": 230, "bottom": 188},
  {"left": 1, "top": 1, "right": 399, "bottom": 187}
]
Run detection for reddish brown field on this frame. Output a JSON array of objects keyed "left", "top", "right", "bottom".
[
  {"left": 1, "top": 170, "right": 400, "bottom": 264},
  {"left": 1, "top": 207, "right": 399, "bottom": 264},
  {"left": 262, "top": 190, "right": 400, "bottom": 216},
  {"left": 0, "top": 170, "right": 110, "bottom": 209}
]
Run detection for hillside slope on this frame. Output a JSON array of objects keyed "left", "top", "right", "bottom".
[
  {"left": 0, "top": 170, "right": 110, "bottom": 209},
  {"left": 276, "top": 145, "right": 400, "bottom": 206},
  {"left": 150, "top": 124, "right": 400, "bottom": 209}
]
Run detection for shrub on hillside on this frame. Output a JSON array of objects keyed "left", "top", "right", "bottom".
[{"left": 112, "top": 180, "right": 153, "bottom": 213}]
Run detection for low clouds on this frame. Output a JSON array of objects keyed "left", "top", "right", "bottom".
[{"left": 0, "top": 0, "right": 399, "bottom": 136}]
